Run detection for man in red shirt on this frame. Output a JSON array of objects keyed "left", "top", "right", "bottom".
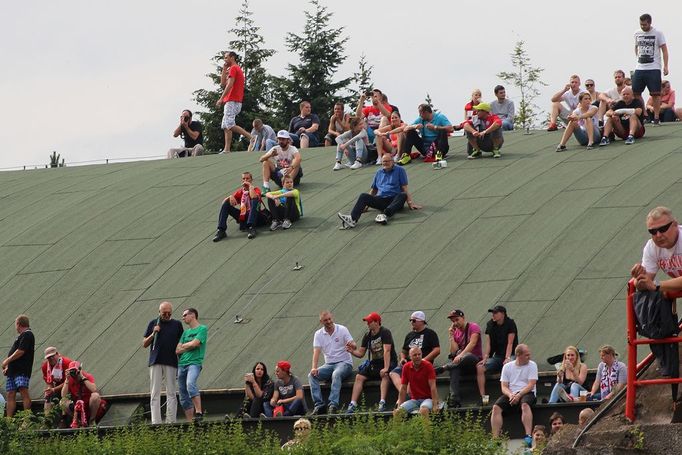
[
  {"left": 217, "top": 51, "right": 252, "bottom": 154},
  {"left": 60, "top": 361, "right": 102, "bottom": 426},
  {"left": 393, "top": 346, "right": 440, "bottom": 418},
  {"left": 356, "top": 89, "right": 393, "bottom": 146},
  {"left": 41, "top": 346, "right": 74, "bottom": 413},
  {"left": 462, "top": 102, "right": 504, "bottom": 159},
  {"left": 212, "top": 171, "right": 268, "bottom": 241}
]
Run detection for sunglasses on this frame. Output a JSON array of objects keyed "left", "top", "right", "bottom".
[
  {"left": 585, "top": 83, "right": 594, "bottom": 87},
  {"left": 410, "top": 319, "right": 421, "bottom": 323},
  {"left": 648, "top": 221, "right": 674, "bottom": 235}
]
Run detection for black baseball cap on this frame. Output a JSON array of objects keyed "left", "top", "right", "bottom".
[
  {"left": 447, "top": 309, "right": 465, "bottom": 319},
  {"left": 488, "top": 305, "right": 507, "bottom": 314}
]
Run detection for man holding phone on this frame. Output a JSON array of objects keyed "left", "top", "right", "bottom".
[
  {"left": 167, "top": 109, "right": 204, "bottom": 158},
  {"left": 212, "top": 171, "right": 269, "bottom": 242}
]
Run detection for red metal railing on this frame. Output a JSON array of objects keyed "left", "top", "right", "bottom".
[{"left": 625, "top": 279, "right": 682, "bottom": 422}]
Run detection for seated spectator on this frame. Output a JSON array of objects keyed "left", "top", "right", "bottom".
[
  {"left": 463, "top": 102, "right": 504, "bottom": 159},
  {"left": 346, "top": 312, "right": 398, "bottom": 414},
  {"left": 393, "top": 347, "right": 440, "bottom": 418},
  {"left": 598, "top": 70, "right": 627, "bottom": 123},
  {"left": 548, "top": 346, "right": 588, "bottom": 403},
  {"left": 337, "top": 154, "right": 421, "bottom": 229},
  {"left": 555, "top": 92, "right": 601, "bottom": 152},
  {"left": 375, "top": 111, "right": 407, "bottom": 161},
  {"left": 398, "top": 104, "right": 453, "bottom": 165},
  {"left": 167, "top": 109, "right": 204, "bottom": 159},
  {"left": 530, "top": 425, "right": 547, "bottom": 453},
  {"left": 584, "top": 79, "right": 600, "bottom": 106},
  {"left": 588, "top": 345, "right": 626, "bottom": 401},
  {"left": 281, "top": 418, "right": 312, "bottom": 450},
  {"left": 60, "top": 361, "right": 103, "bottom": 426},
  {"left": 549, "top": 411, "right": 565, "bottom": 435},
  {"left": 212, "top": 171, "right": 268, "bottom": 242},
  {"left": 578, "top": 408, "right": 595, "bottom": 428},
  {"left": 491, "top": 85, "right": 515, "bottom": 131},
  {"left": 265, "top": 361, "right": 306, "bottom": 417},
  {"left": 248, "top": 119, "right": 277, "bottom": 152},
  {"left": 389, "top": 311, "right": 440, "bottom": 395},
  {"left": 265, "top": 175, "right": 302, "bottom": 231},
  {"left": 333, "top": 117, "right": 369, "bottom": 170},
  {"left": 646, "top": 80, "right": 676, "bottom": 123},
  {"left": 461, "top": 88, "right": 483, "bottom": 129},
  {"left": 356, "top": 89, "right": 393, "bottom": 144},
  {"left": 325, "top": 102, "right": 350, "bottom": 146},
  {"left": 41, "top": 347, "right": 74, "bottom": 414},
  {"left": 288, "top": 101, "right": 320, "bottom": 149},
  {"left": 490, "top": 344, "right": 538, "bottom": 448},
  {"left": 548, "top": 75, "right": 582, "bottom": 131},
  {"left": 435, "top": 310, "right": 483, "bottom": 409},
  {"left": 477, "top": 306, "right": 518, "bottom": 401},
  {"left": 260, "top": 131, "right": 302, "bottom": 191},
  {"left": 240, "top": 362, "right": 273, "bottom": 418},
  {"left": 601, "top": 86, "right": 645, "bottom": 146}
]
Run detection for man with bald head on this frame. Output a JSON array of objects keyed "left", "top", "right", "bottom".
[
  {"left": 143, "top": 301, "right": 184, "bottom": 424},
  {"left": 394, "top": 346, "right": 439, "bottom": 418},
  {"left": 308, "top": 311, "right": 354, "bottom": 414},
  {"left": 633, "top": 207, "right": 682, "bottom": 293},
  {"left": 601, "top": 86, "right": 645, "bottom": 146}
]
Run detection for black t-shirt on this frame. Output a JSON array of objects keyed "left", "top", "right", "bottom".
[
  {"left": 289, "top": 114, "right": 320, "bottom": 134},
  {"left": 248, "top": 378, "right": 274, "bottom": 401},
  {"left": 612, "top": 98, "right": 645, "bottom": 122},
  {"left": 361, "top": 326, "right": 398, "bottom": 366},
  {"left": 402, "top": 328, "right": 440, "bottom": 360},
  {"left": 144, "top": 319, "right": 184, "bottom": 367},
  {"left": 485, "top": 317, "right": 518, "bottom": 358},
  {"left": 182, "top": 121, "right": 203, "bottom": 148},
  {"left": 7, "top": 329, "right": 35, "bottom": 377}
]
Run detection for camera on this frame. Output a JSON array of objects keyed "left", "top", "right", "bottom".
[
  {"left": 182, "top": 116, "right": 189, "bottom": 122},
  {"left": 68, "top": 366, "right": 82, "bottom": 378},
  {"left": 364, "top": 90, "right": 373, "bottom": 98}
]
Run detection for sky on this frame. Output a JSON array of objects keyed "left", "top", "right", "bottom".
[{"left": 1, "top": 1, "right": 680, "bottom": 170}]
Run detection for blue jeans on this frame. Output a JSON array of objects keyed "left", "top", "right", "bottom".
[
  {"left": 501, "top": 119, "right": 514, "bottom": 131},
  {"left": 308, "top": 362, "right": 353, "bottom": 408},
  {"left": 178, "top": 364, "right": 202, "bottom": 410},
  {"left": 263, "top": 398, "right": 306, "bottom": 417},
  {"left": 549, "top": 382, "right": 588, "bottom": 403}
]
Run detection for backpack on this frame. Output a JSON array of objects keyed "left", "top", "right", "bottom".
[{"left": 634, "top": 290, "right": 679, "bottom": 339}]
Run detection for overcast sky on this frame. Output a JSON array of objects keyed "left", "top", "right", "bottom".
[{"left": 1, "top": 1, "right": 680, "bottom": 170}]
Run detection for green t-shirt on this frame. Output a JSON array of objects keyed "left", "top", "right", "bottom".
[{"left": 178, "top": 324, "right": 208, "bottom": 366}]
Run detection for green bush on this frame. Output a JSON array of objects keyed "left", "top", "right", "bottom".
[{"left": 0, "top": 412, "right": 505, "bottom": 455}]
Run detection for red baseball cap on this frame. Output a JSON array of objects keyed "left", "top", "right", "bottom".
[
  {"left": 276, "top": 361, "right": 291, "bottom": 373},
  {"left": 362, "top": 312, "right": 381, "bottom": 324}
]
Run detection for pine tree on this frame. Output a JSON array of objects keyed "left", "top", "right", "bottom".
[
  {"left": 350, "top": 54, "right": 374, "bottom": 100},
  {"left": 193, "top": 0, "right": 275, "bottom": 152},
  {"left": 497, "top": 41, "right": 547, "bottom": 132},
  {"left": 270, "top": 0, "right": 352, "bottom": 138}
]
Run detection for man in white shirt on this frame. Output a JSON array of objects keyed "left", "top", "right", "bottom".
[
  {"left": 548, "top": 75, "right": 582, "bottom": 131},
  {"left": 308, "top": 311, "right": 354, "bottom": 414},
  {"left": 598, "top": 70, "right": 627, "bottom": 122},
  {"left": 491, "top": 344, "right": 538, "bottom": 448},
  {"left": 632, "top": 13, "right": 669, "bottom": 125}
]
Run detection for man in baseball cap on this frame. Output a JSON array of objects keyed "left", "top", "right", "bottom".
[
  {"left": 389, "top": 311, "right": 440, "bottom": 395},
  {"left": 462, "top": 101, "right": 504, "bottom": 159},
  {"left": 259, "top": 130, "right": 303, "bottom": 192},
  {"left": 41, "top": 347, "right": 74, "bottom": 413},
  {"left": 267, "top": 360, "right": 306, "bottom": 417},
  {"left": 477, "top": 305, "right": 519, "bottom": 400}
]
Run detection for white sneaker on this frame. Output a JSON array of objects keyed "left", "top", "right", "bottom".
[
  {"left": 333, "top": 162, "right": 344, "bottom": 171},
  {"left": 270, "top": 221, "right": 282, "bottom": 231},
  {"left": 350, "top": 160, "right": 363, "bottom": 170},
  {"left": 337, "top": 212, "right": 356, "bottom": 229},
  {"left": 282, "top": 219, "right": 292, "bottom": 229},
  {"left": 375, "top": 214, "right": 388, "bottom": 225},
  {"left": 375, "top": 157, "right": 382, "bottom": 165}
]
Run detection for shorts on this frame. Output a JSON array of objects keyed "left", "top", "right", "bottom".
[
  {"left": 272, "top": 167, "right": 303, "bottom": 187},
  {"left": 632, "top": 69, "right": 662, "bottom": 95},
  {"left": 400, "top": 398, "right": 433, "bottom": 413},
  {"left": 5, "top": 375, "right": 30, "bottom": 391},
  {"left": 494, "top": 392, "right": 536, "bottom": 414},
  {"left": 466, "top": 128, "right": 504, "bottom": 153},
  {"left": 614, "top": 119, "right": 645, "bottom": 139},
  {"left": 358, "top": 361, "right": 397, "bottom": 380},
  {"left": 289, "top": 132, "right": 319, "bottom": 148},
  {"left": 221, "top": 101, "right": 242, "bottom": 129}
]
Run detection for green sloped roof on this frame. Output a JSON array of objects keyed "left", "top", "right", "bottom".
[{"left": 2, "top": 124, "right": 681, "bottom": 396}]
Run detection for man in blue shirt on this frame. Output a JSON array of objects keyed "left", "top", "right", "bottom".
[
  {"left": 338, "top": 155, "right": 421, "bottom": 228},
  {"left": 398, "top": 104, "right": 453, "bottom": 165}
]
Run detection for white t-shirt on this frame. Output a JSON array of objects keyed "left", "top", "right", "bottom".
[
  {"left": 635, "top": 27, "right": 667, "bottom": 71},
  {"left": 642, "top": 225, "right": 682, "bottom": 278},
  {"left": 604, "top": 87, "right": 622, "bottom": 102},
  {"left": 313, "top": 324, "right": 354, "bottom": 365},
  {"left": 267, "top": 145, "right": 300, "bottom": 169},
  {"left": 562, "top": 90, "right": 582, "bottom": 110},
  {"left": 501, "top": 360, "right": 538, "bottom": 394},
  {"left": 572, "top": 106, "right": 599, "bottom": 131}
]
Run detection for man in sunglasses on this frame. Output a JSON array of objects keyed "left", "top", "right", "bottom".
[
  {"left": 632, "top": 206, "right": 682, "bottom": 292},
  {"left": 389, "top": 311, "right": 440, "bottom": 394}
]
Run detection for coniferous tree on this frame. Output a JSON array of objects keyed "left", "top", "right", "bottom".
[
  {"left": 193, "top": 0, "right": 275, "bottom": 152},
  {"left": 350, "top": 54, "right": 374, "bottom": 100},
  {"left": 270, "top": 0, "right": 352, "bottom": 138}
]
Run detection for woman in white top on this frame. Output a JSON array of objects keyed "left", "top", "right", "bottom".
[{"left": 556, "top": 92, "right": 601, "bottom": 152}]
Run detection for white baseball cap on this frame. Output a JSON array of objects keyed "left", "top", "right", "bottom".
[
  {"left": 276, "top": 130, "right": 290, "bottom": 140},
  {"left": 410, "top": 311, "right": 427, "bottom": 323}
]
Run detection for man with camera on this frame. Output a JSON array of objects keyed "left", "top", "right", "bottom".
[
  {"left": 61, "top": 361, "right": 102, "bottom": 426},
  {"left": 41, "top": 347, "right": 74, "bottom": 414},
  {"left": 212, "top": 171, "right": 269, "bottom": 242},
  {"left": 356, "top": 88, "right": 393, "bottom": 145},
  {"left": 167, "top": 109, "right": 204, "bottom": 159}
]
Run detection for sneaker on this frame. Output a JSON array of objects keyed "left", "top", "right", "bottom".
[
  {"left": 586, "top": 143, "right": 594, "bottom": 150},
  {"left": 259, "top": 413, "right": 267, "bottom": 419},
  {"left": 557, "top": 387, "right": 575, "bottom": 402},
  {"left": 555, "top": 144, "right": 567, "bottom": 152},
  {"left": 492, "top": 148, "right": 501, "bottom": 158},
  {"left": 337, "top": 212, "right": 356, "bottom": 229},
  {"left": 468, "top": 149, "right": 481, "bottom": 160},
  {"left": 270, "top": 221, "right": 282, "bottom": 231},
  {"left": 625, "top": 135, "right": 635, "bottom": 145},
  {"left": 547, "top": 123, "right": 558, "bottom": 132},
  {"left": 193, "top": 412, "right": 204, "bottom": 422},
  {"left": 653, "top": 119, "right": 661, "bottom": 126},
  {"left": 333, "top": 161, "right": 344, "bottom": 171},
  {"left": 523, "top": 435, "right": 533, "bottom": 448},
  {"left": 247, "top": 227, "right": 256, "bottom": 239},
  {"left": 397, "top": 153, "right": 411, "bottom": 166},
  {"left": 346, "top": 403, "right": 357, "bottom": 414},
  {"left": 423, "top": 153, "right": 436, "bottom": 163},
  {"left": 435, "top": 151, "right": 443, "bottom": 161},
  {"left": 375, "top": 213, "right": 388, "bottom": 225},
  {"left": 377, "top": 401, "right": 386, "bottom": 412},
  {"left": 310, "top": 404, "right": 326, "bottom": 416},
  {"left": 375, "top": 157, "right": 382, "bottom": 165},
  {"left": 327, "top": 405, "right": 338, "bottom": 414},
  {"left": 350, "top": 160, "right": 363, "bottom": 170},
  {"left": 599, "top": 137, "right": 610, "bottom": 147},
  {"left": 212, "top": 230, "right": 227, "bottom": 242},
  {"left": 261, "top": 185, "right": 270, "bottom": 194},
  {"left": 409, "top": 151, "right": 421, "bottom": 159},
  {"left": 282, "top": 219, "right": 292, "bottom": 229}
]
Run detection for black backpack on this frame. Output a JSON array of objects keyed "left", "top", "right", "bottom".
[{"left": 634, "top": 290, "right": 679, "bottom": 339}]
